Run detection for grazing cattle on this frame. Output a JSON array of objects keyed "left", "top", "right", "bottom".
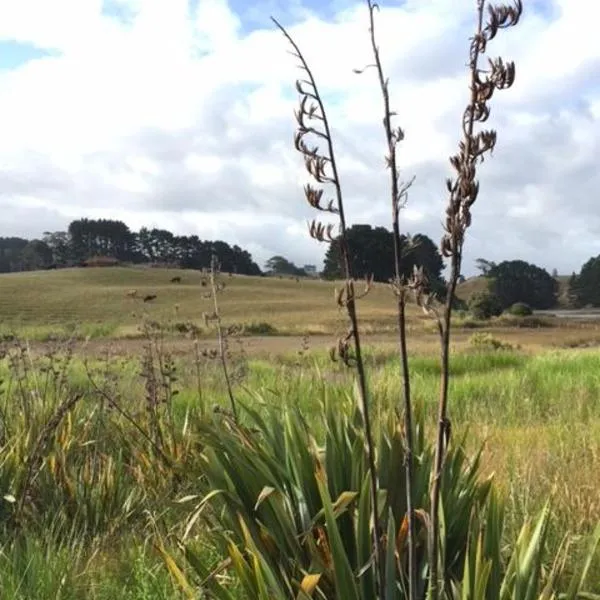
[
  {"left": 170, "top": 276, "right": 182, "bottom": 283},
  {"left": 125, "top": 289, "right": 138, "bottom": 299},
  {"left": 143, "top": 294, "right": 157, "bottom": 303}
]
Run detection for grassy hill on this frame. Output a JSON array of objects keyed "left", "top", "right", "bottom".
[
  {"left": 0, "top": 266, "right": 424, "bottom": 339},
  {"left": 0, "top": 267, "right": 579, "bottom": 341}
]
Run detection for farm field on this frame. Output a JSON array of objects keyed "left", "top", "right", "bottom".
[
  {"left": 0, "top": 267, "right": 598, "bottom": 349},
  {"left": 1, "top": 267, "right": 599, "bottom": 597}
]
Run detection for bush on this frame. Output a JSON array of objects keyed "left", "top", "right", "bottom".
[
  {"left": 468, "top": 291, "right": 503, "bottom": 320},
  {"left": 81, "top": 255, "right": 120, "bottom": 267},
  {"left": 240, "top": 321, "right": 278, "bottom": 335},
  {"left": 508, "top": 301, "right": 533, "bottom": 316},
  {"left": 468, "top": 332, "right": 514, "bottom": 351}
]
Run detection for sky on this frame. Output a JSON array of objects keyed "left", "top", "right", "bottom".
[{"left": 0, "top": 0, "right": 598, "bottom": 275}]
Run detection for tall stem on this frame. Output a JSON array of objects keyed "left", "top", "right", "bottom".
[
  {"left": 272, "top": 19, "right": 385, "bottom": 596},
  {"left": 209, "top": 258, "right": 238, "bottom": 423},
  {"left": 428, "top": 3, "right": 485, "bottom": 598},
  {"left": 366, "top": 2, "right": 416, "bottom": 597}
]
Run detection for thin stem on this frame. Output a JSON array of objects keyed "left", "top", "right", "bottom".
[
  {"left": 209, "top": 259, "right": 238, "bottom": 424},
  {"left": 273, "top": 17, "right": 385, "bottom": 597},
  {"left": 428, "top": 2, "right": 485, "bottom": 598},
  {"left": 366, "top": 2, "right": 417, "bottom": 599}
]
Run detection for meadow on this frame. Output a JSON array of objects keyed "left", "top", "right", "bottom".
[{"left": 0, "top": 266, "right": 599, "bottom": 598}]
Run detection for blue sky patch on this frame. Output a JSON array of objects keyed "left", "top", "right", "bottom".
[
  {"left": 101, "top": 0, "right": 137, "bottom": 25},
  {"left": 0, "top": 41, "right": 59, "bottom": 70}
]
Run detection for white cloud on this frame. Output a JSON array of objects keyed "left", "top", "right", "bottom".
[{"left": 0, "top": 0, "right": 598, "bottom": 274}]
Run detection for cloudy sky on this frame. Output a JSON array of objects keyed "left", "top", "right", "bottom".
[{"left": 0, "top": 0, "right": 598, "bottom": 275}]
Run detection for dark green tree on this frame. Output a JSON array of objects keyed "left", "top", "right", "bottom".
[
  {"left": 265, "top": 255, "right": 306, "bottom": 276},
  {"left": 474, "top": 257, "right": 496, "bottom": 276},
  {"left": 322, "top": 224, "right": 443, "bottom": 290},
  {"left": 468, "top": 291, "right": 503, "bottom": 319},
  {"left": 0, "top": 237, "right": 29, "bottom": 272},
  {"left": 568, "top": 256, "right": 600, "bottom": 307},
  {"left": 20, "top": 240, "right": 53, "bottom": 271},
  {"left": 487, "top": 260, "right": 558, "bottom": 310},
  {"left": 42, "top": 231, "right": 72, "bottom": 265}
]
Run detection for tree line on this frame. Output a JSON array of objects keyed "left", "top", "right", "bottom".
[
  {"left": 470, "top": 254, "right": 600, "bottom": 315},
  {"left": 3, "top": 218, "right": 600, "bottom": 310},
  {"left": 0, "top": 218, "right": 261, "bottom": 275}
]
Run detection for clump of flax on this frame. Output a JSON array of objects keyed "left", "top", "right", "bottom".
[
  {"left": 424, "top": 1, "right": 522, "bottom": 597},
  {"left": 272, "top": 16, "right": 385, "bottom": 596}
]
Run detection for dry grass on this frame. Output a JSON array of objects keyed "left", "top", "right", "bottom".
[{"left": 1, "top": 267, "right": 599, "bottom": 358}]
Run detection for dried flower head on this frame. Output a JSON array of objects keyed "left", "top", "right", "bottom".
[{"left": 441, "top": 0, "right": 522, "bottom": 265}]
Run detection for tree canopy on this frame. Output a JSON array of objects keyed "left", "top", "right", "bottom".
[
  {"left": 265, "top": 256, "right": 306, "bottom": 277},
  {"left": 568, "top": 255, "right": 600, "bottom": 307},
  {"left": 322, "top": 224, "right": 444, "bottom": 292},
  {"left": 0, "top": 219, "right": 262, "bottom": 276},
  {"left": 487, "top": 260, "right": 558, "bottom": 310}
]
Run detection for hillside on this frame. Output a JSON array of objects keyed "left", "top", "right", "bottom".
[{"left": 0, "top": 266, "right": 420, "bottom": 339}]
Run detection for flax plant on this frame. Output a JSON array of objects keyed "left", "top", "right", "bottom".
[
  {"left": 422, "top": 2, "right": 523, "bottom": 597},
  {"left": 271, "top": 16, "right": 385, "bottom": 595}
]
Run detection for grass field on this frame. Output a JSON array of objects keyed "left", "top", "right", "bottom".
[
  {"left": 0, "top": 267, "right": 594, "bottom": 347},
  {"left": 1, "top": 267, "right": 599, "bottom": 597}
]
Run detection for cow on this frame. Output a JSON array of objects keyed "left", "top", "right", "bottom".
[{"left": 143, "top": 294, "right": 157, "bottom": 303}]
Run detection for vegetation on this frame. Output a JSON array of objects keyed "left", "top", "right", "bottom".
[
  {"left": 569, "top": 255, "right": 600, "bottom": 307},
  {"left": 507, "top": 302, "right": 533, "bottom": 317},
  {"left": 468, "top": 291, "right": 503, "bottom": 320},
  {"left": 322, "top": 225, "right": 444, "bottom": 292},
  {"left": 0, "top": 219, "right": 262, "bottom": 275},
  {"left": 2, "top": 0, "right": 600, "bottom": 599},
  {"left": 485, "top": 260, "right": 559, "bottom": 310},
  {"left": 265, "top": 255, "right": 308, "bottom": 277}
]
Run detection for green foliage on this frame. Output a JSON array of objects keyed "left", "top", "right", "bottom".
[
  {"left": 507, "top": 302, "right": 533, "bottom": 317},
  {"left": 569, "top": 255, "right": 600, "bottom": 308},
  {"left": 170, "top": 402, "right": 600, "bottom": 599},
  {"left": 240, "top": 321, "right": 279, "bottom": 335},
  {"left": 174, "top": 401, "right": 494, "bottom": 598},
  {"left": 487, "top": 261, "right": 558, "bottom": 310},
  {"left": 469, "top": 332, "right": 514, "bottom": 351},
  {"left": 468, "top": 291, "right": 503, "bottom": 320},
  {"left": 322, "top": 225, "right": 444, "bottom": 289},
  {"left": 265, "top": 256, "right": 306, "bottom": 277},
  {"left": 475, "top": 258, "right": 497, "bottom": 276}
]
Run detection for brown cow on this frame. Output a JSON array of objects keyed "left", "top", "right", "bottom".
[{"left": 143, "top": 294, "right": 157, "bottom": 303}]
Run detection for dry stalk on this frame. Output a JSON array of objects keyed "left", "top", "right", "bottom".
[
  {"left": 206, "top": 254, "right": 238, "bottom": 423},
  {"left": 425, "top": 1, "right": 523, "bottom": 597},
  {"left": 272, "top": 17, "right": 385, "bottom": 596},
  {"left": 362, "top": 2, "right": 417, "bottom": 597}
]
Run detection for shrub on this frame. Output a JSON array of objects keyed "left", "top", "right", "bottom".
[
  {"left": 508, "top": 301, "right": 533, "bottom": 316},
  {"left": 240, "top": 321, "right": 278, "bottom": 336},
  {"left": 468, "top": 291, "right": 503, "bottom": 320},
  {"left": 82, "top": 255, "right": 120, "bottom": 267},
  {"left": 469, "top": 332, "right": 514, "bottom": 351}
]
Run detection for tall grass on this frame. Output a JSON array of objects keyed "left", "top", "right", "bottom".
[{"left": 0, "top": 333, "right": 599, "bottom": 596}]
